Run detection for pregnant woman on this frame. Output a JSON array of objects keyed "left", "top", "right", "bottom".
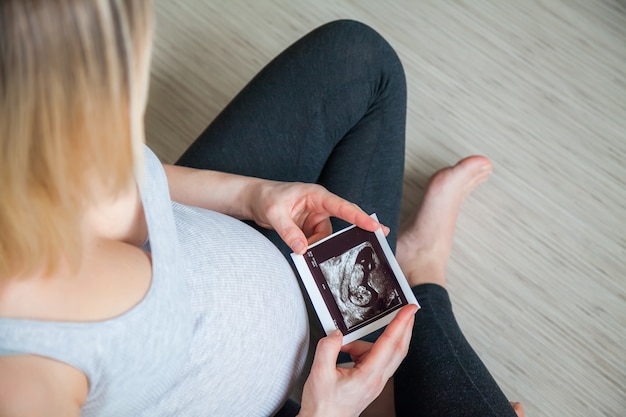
[{"left": 0, "top": 1, "right": 522, "bottom": 416}]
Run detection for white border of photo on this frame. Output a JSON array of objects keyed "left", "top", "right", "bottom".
[{"left": 291, "top": 214, "right": 419, "bottom": 345}]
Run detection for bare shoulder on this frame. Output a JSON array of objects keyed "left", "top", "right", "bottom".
[{"left": 0, "top": 354, "right": 87, "bottom": 417}]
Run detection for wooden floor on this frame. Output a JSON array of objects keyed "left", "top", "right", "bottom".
[{"left": 146, "top": 1, "right": 626, "bottom": 416}]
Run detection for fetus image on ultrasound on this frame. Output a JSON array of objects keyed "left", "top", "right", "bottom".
[{"left": 320, "top": 242, "right": 401, "bottom": 329}]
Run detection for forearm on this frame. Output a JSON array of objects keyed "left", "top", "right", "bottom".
[
  {"left": 162, "top": 162, "right": 386, "bottom": 255},
  {"left": 163, "top": 164, "right": 262, "bottom": 219}
]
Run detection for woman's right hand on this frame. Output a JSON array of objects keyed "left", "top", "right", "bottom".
[{"left": 298, "top": 305, "right": 417, "bottom": 417}]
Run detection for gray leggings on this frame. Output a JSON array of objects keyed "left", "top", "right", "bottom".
[{"left": 177, "top": 19, "right": 516, "bottom": 417}]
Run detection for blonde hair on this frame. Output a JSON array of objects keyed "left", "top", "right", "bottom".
[{"left": 0, "top": 0, "right": 154, "bottom": 278}]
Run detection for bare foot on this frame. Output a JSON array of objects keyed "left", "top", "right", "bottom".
[
  {"left": 511, "top": 401, "right": 525, "bottom": 417},
  {"left": 395, "top": 156, "right": 492, "bottom": 288}
]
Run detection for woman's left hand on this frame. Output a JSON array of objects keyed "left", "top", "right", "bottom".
[{"left": 247, "top": 180, "right": 389, "bottom": 254}]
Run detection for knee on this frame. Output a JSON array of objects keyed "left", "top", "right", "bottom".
[
  {"left": 325, "top": 21, "right": 402, "bottom": 59},
  {"left": 320, "top": 19, "right": 388, "bottom": 49},
  {"left": 318, "top": 20, "right": 406, "bottom": 85}
]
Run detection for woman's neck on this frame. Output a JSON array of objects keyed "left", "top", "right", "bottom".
[{"left": 82, "top": 178, "right": 148, "bottom": 248}]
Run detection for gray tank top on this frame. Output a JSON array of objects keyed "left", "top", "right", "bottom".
[{"left": 0, "top": 147, "right": 309, "bottom": 416}]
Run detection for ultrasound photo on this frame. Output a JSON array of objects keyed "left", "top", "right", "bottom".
[
  {"left": 319, "top": 241, "right": 402, "bottom": 330},
  {"left": 291, "top": 217, "right": 418, "bottom": 342}
]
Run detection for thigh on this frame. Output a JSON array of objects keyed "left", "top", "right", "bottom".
[
  {"left": 177, "top": 20, "right": 403, "bottom": 181},
  {"left": 177, "top": 20, "right": 406, "bottom": 253}
]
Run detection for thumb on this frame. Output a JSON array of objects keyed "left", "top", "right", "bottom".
[
  {"left": 311, "top": 330, "right": 343, "bottom": 373},
  {"left": 274, "top": 216, "right": 308, "bottom": 254}
]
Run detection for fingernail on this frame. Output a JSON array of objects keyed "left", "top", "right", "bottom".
[
  {"left": 292, "top": 240, "right": 305, "bottom": 254},
  {"left": 329, "top": 330, "right": 342, "bottom": 338}
]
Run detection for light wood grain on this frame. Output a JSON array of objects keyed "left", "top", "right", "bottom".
[{"left": 146, "top": 1, "right": 626, "bottom": 416}]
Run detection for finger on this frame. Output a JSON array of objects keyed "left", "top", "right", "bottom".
[
  {"left": 357, "top": 305, "right": 417, "bottom": 373},
  {"left": 305, "top": 217, "right": 333, "bottom": 245},
  {"left": 307, "top": 232, "right": 329, "bottom": 246},
  {"left": 272, "top": 213, "right": 309, "bottom": 254},
  {"left": 371, "top": 316, "right": 414, "bottom": 380},
  {"left": 311, "top": 330, "right": 344, "bottom": 374},
  {"left": 378, "top": 305, "right": 416, "bottom": 355},
  {"left": 340, "top": 340, "right": 374, "bottom": 362},
  {"left": 312, "top": 191, "right": 386, "bottom": 233}
]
